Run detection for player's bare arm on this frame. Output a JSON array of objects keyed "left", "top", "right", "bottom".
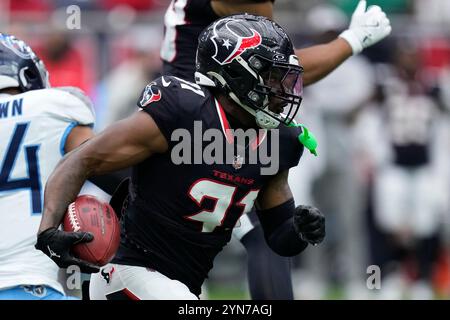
[
  {"left": 64, "top": 125, "right": 95, "bottom": 153},
  {"left": 300, "top": 1, "right": 391, "bottom": 84},
  {"left": 295, "top": 39, "right": 352, "bottom": 85},
  {"left": 257, "top": 170, "right": 293, "bottom": 210},
  {"left": 255, "top": 170, "right": 325, "bottom": 256},
  {"left": 39, "top": 111, "right": 166, "bottom": 233}
]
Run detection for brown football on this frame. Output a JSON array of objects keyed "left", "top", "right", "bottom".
[{"left": 63, "top": 195, "right": 120, "bottom": 266}]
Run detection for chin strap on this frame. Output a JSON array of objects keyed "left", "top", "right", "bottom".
[
  {"left": 287, "top": 122, "right": 318, "bottom": 156},
  {"left": 228, "top": 91, "right": 280, "bottom": 129}
]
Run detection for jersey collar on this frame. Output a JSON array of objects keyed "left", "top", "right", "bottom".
[{"left": 214, "top": 98, "right": 267, "bottom": 150}]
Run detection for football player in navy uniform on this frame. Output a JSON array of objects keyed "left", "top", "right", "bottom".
[
  {"left": 160, "top": 0, "right": 392, "bottom": 299},
  {"left": 36, "top": 14, "right": 325, "bottom": 300}
]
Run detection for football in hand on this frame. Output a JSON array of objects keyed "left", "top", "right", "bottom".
[{"left": 63, "top": 195, "right": 120, "bottom": 266}]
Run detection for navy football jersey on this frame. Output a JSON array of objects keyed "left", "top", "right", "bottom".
[
  {"left": 383, "top": 82, "right": 437, "bottom": 167},
  {"left": 112, "top": 76, "right": 303, "bottom": 296},
  {"left": 160, "top": 0, "right": 275, "bottom": 81}
]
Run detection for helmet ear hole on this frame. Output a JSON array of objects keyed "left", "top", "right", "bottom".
[
  {"left": 25, "top": 68, "right": 38, "bottom": 80},
  {"left": 224, "top": 65, "right": 241, "bottom": 79},
  {"left": 248, "top": 56, "right": 264, "bottom": 71}
]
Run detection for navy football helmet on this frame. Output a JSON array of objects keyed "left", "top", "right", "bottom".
[
  {"left": 0, "top": 33, "right": 49, "bottom": 92},
  {"left": 195, "top": 14, "right": 303, "bottom": 129}
]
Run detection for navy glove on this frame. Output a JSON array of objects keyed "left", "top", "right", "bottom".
[
  {"left": 293, "top": 205, "right": 325, "bottom": 246},
  {"left": 35, "top": 227, "right": 100, "bottom": 274}
]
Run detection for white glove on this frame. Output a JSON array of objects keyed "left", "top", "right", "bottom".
[{"left": 339, "top": 0, "right": 392, "bottom": 55}]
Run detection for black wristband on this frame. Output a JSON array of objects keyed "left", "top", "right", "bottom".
[{"left": 256, "top": 199, "right": 308, "bottom": 256}]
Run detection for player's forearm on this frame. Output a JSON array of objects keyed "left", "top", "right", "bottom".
[
  {"left": 256, "top": 199, "right": 308, "bottom": 256},
  {"left": 38, "top": 151, "right": 94, "bottom": 232},
  {"left": 297, "top": 38, "right": 352, "bottom": 86}
]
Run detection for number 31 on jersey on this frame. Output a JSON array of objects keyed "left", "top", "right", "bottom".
[{"left": 186, "top": 179, "right": 259, "bottom": 232}]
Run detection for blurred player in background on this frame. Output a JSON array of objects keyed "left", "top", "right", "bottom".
[
  {"left": 354, "top": 41, "right": 450, "bottom": 299},
  {"left": 160, "top": 0, "right": 391, "bottom": 299},
  {"left": 0, "top": 34, "right": 99, "bottom": 299}
]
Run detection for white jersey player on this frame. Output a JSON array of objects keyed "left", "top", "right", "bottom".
[{"left": 0, "top": 34, "right": 97, "bottom": 299}]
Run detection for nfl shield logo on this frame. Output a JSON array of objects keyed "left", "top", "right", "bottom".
[{"left": 233, "top": 155, "right": 243, "bottom": 170}]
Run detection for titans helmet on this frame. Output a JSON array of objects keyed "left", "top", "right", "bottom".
[
  {"left": 195, "top": 14, "right": 303, "bottom": 129},
  {"left": 0, "top": 33, "right": 49, "bottom": 92}
]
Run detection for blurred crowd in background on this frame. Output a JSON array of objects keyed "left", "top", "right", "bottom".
[{"left": 1, "top": 0, "right": 450, "bottom": 299}]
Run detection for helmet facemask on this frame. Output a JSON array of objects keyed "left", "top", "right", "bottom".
[
  {"left": 251, "top": 55, "right": 303, "bottom": 128},
  {"left": 224, "top": 54, "right": 303, "bottom": 129}
]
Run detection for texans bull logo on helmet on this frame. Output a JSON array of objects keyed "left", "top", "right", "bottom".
[
  {"left": 210, "top": 19, "right": 262, "bottom": 65},
  {"left": 139, "top": 82, "right": 161, "bottom": 107}
]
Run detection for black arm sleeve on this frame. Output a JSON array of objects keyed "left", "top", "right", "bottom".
[{"left": 256, "top": 199, "right": 308, "bottom": 257}]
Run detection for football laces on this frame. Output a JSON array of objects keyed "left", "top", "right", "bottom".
[{"left": 67, "top": 202, "right": 81, "bottom": 232}]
